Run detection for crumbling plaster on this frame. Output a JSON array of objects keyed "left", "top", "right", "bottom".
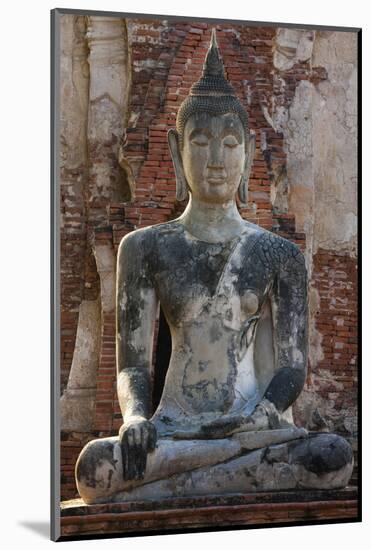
[
  {"left": 270, "top": 30, "right": 357, "bottom": 381},
  {"left": 272, "top": 29, "right": 357, "bottom": 266}
]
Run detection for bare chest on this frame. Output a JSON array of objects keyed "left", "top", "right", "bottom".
[{"left": 152, "top": 232, "right": 272, "bottom": 330}]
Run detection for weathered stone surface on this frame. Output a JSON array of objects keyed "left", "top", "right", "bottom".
[
  {"left": 60, "top": 15, "right": 89, "bottom": 171},
  {"left": 93, "top": 243, "right": 116, "bottom": 314},
  {"left": 272, "top": 29, "right": 357, "bottom": 261},
  {"left": 61, "top": 299, "right": 101, "bottom": 431},
  {"left": 60, "top": 15, "right": 131, "bottom": 430},
  {"left": 273, "top": 28, "right": 315, "bottom": 71},
  {"left": 86, "top": 16, "right": 132, "bottom": 207},
  {"left": 58, "top": 20, "right": 358, "bottom": 504},
  {"left": 73, "top": 31, "right": 354, "bottom": 505},
  {"left": 75, "top": 432, "right": 352, "bottom": 504},
  {"left": 269, "top": 29, "right": 358, "bottom": 437},
  {"left": 311, "top": 31, "right": 357, "bottom": 256},
  {"left": 59, "top": 15, "right": 90, "bottom": 390}
]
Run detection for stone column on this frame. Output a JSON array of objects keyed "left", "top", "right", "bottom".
[
  {"left": 60, "top": 299, "right": 101, "bottom": 431},
  {"left": 86, "top": 16, "right": 132, "bottom": 221},
  {"left": 60, "top": 15, "right": 102, "bottom": 431},
  {"left": 59, "top": 15, "right": 91, "bottom": 391}
]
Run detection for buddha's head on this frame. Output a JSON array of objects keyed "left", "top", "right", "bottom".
[{"left": 168, "top": 29, "right": 255, "bottom": 205}]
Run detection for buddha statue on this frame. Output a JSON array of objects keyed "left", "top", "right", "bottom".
[{"left": 75, "top": 30, "right": 353, "bottom": 504}]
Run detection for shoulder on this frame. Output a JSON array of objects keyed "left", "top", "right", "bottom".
[
  {"left": 246, "top": 225, "right": 305, "bottom": 271},
  {"left": 118, "top": 220, "right": 183, "bottom": 258}
]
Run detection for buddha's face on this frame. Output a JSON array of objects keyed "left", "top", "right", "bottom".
[{"left": 181, "top": 112, "right": 246, "bottom": 204}]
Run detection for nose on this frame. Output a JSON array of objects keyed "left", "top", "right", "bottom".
[{"left": 207, "top": 139, "right": 224, "bottom": 169}]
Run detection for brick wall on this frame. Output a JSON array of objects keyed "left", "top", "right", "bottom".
[{"left": 308, "top": 250, "right": 358, "bottom": 429}]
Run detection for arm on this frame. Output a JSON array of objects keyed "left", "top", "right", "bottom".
[
  {"left": 116, "top": 230, "right": 159, "bottom": 479},
  {"left": 230, "top": 238, "right": 308, "bottom": 433},
  {"left": 263, "top": 241, "right": 308, "bottom": 413}
]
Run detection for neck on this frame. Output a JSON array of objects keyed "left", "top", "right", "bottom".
[{"left": 178, "top": 194, "right": 247, "bottom": 243}]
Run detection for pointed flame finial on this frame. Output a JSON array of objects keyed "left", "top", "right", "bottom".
[
  {"left": 203, "top": 28, "right": 225, "bottom": 77},
  {"left": 189, "top": 28, "right": 236, "bottom": 97}
]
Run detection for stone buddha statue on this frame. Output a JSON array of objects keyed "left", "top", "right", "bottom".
[{"left": 75, "top": 30, "right": 353, "bottom": 504}]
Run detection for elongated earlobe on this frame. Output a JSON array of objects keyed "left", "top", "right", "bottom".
[
  {"left": 238, "top": 131, "right": 256, "bottom": 206},
  {"left": 168, "top": 129, "right": 189, "bottom": 202}
]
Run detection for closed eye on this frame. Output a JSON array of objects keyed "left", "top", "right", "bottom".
[
  {"left": 191, "top": 138, "right": 209, "bottom": 146},
  {"left": 224, "top": 136, "right": 239, "bottom": 148}
]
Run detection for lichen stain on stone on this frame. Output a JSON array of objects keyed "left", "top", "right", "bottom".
[{"left": 76, "top": 441, "right": 117, "bottom": 488}]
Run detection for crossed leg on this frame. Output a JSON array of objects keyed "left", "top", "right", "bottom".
[{"left": 76, "top": 432, "right": 353, "bottom": 505}]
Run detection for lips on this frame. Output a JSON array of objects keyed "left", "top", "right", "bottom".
[{"left": 207, "top": 177, "right": 226, "bottom": 184}]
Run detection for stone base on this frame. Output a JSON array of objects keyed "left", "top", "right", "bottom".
[{"left": 60, "top": 487, "right": 359, "bottom": 539}]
